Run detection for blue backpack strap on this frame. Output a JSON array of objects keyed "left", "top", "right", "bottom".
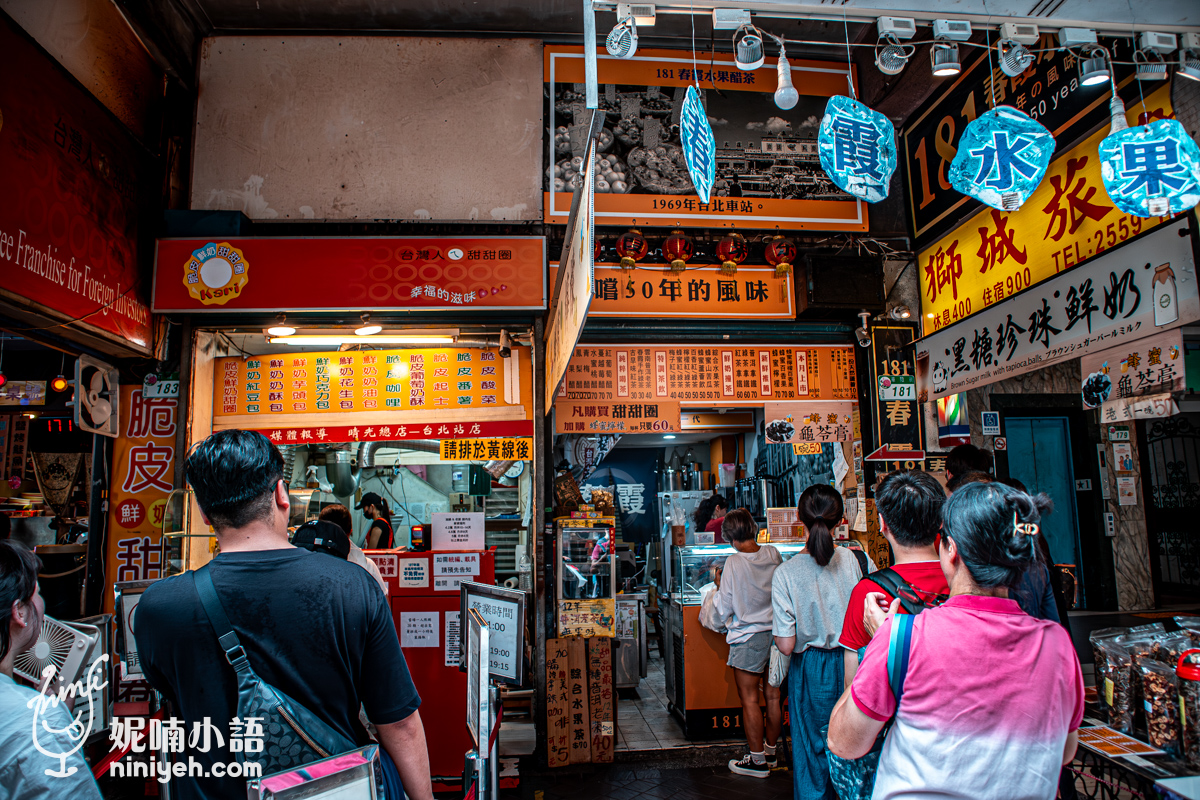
[{"left": 886, "top": 613, "right": 915, "bottom": 709}]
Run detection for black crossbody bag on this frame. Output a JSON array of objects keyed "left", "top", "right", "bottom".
[{"left": 191, "top": 566, "right": 357, "bottom": 773}]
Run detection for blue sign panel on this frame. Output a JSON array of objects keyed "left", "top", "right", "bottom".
[
  {"left": 1099, "top": 118, "right": 1200, "bottom": 218},
  {"left": 949, "top": 106, "right": 1055, "bottom": 212},
  {"left": 817, "top": 95, "right": 896, "bottom": 203},
  {"left": 680, "top": 85, "right": 716, "bottom": 204}
]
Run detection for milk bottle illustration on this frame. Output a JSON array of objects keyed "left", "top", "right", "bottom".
[{"left": 1152, "top": 263, "right": 1177, "bottom": 327}]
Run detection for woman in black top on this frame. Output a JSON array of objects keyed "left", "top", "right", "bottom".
[{"left": 356, "top": 492, "right": 395, "bottom": 549}]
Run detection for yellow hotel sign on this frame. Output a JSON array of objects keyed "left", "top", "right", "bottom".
[{"left": 918, "top": 84, "right": 1175, "bottom": 332}]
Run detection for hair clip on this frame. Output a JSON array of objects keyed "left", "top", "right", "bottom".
[{"left": 1014, "top": 512, "right": 1039, "bottom": 537}]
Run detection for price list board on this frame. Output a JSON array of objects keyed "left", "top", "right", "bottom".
[{"left": 558, "top": 344, "right": 856, "bottom": 407}]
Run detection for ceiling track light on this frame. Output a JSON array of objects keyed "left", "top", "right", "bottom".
[
  {"left": 1078, "top": 45, "right": 1111, "bottom": 86},
  {"left": 734, "top": 24, "right": 765, "bottom": 71},
  {"left": 606, "top": 16, "right": 638, "bottom": 59},
  {"left": 875, "top": 33, "right": 913, "bottom": 76},
  {"left": 998, "top": 39, "right": 1035, "bottom": 78},
  {"left": 266, "top": 313, "right": 296, "bottom": 337},
  {"left": 1134, "top": 49, "right": 1168, "bottom": 82},
  {"left": 930, "top": 40, "right": 961, "bottom": 77},
  {"left": 774, "top": 44, "right": 798, "bottom": 110},
  {"left": 1180, "top": 49, "right": 1200, "bottom": 82}
]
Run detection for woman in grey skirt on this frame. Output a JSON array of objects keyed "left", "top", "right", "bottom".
[{"left": 709, "top": 508, "right": 783, "bottom": 778}]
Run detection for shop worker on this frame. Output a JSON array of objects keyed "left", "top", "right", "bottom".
[
  {"left": 828, "top": 482, "right": 1082, "bottom": 800},
  {"left": 137, "top": 430, "right": 432, "bottom": 800},
  {"left": 839, "top": 471, "right": 948, "bottom": 685},
  {"left": 0, "top": 541, "right": 103, "bottom": 799},
  {"left": 357, "top": 491, "right": 395, "bottom": 549}
]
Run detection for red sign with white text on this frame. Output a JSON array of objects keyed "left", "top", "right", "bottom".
[
  {"left": 153, "top": 237, "right": 547, "bottom": 312},
  {"left": 246, "top": 420, "right": 533, "bottom": 444},
  {"left": 0, "top": 16, "right": 152, "bottom": 352}
]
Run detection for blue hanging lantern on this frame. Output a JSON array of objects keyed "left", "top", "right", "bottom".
[
  {"left": 680, "top": 85, "right": 716, "bottom": 204},
  {"left": 817, "top": 95, "right": 897, "bottom": 203},
  {"left": 949, "top": 106, "right": 1055, "bottom": 211},
  {"left": 1099, "top": 118, "right": 1200, "bottom": 217}
]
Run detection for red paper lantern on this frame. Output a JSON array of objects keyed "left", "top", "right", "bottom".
[
  {"left": 716, "top": 233, "right": 748, "bottom": 276},
  {"left": 764, "top": 236, "right": 798, "bottom": 278},
  {"left": 615, "top": 229, "right": 648, "bottom": 270},
  {"left": 663, "top": 230, "right": 694, "bottom": 274}
]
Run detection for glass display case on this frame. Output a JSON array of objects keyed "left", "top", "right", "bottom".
[
  {"left": 671, "top": 543, "right": 809, "bottom": 604},
  {"left": 556, "top": 524, "right": 617, "bottom": 600}
]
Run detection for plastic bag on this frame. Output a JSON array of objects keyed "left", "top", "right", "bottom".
[
  {"left": 1176, "top": 617, "right": 1200, "bottom": 648},
  {"left": 699, "top": 584, "right": 728, "bottom": 634},
  {"left": 1090, "top": 627, "right": 1126, "bottom": 710},
  {"left": 1100, "top": 641, "right": 1134, "bottom": 733},
  {"left": 1141, "top": 659, "right": 1182, "bottom": 756},
  {"left": 768, "top": 643, "right": 790, "bottom": 688}
]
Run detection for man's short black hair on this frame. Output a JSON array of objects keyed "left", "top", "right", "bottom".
[
  {"left": 186, "top": 430, "right": 284, "bottom": 531},
  {"left": 946, "top": 444, "right": 992, "bottom": 478},
  {"left": 875, "top": 470, "right": 946, "bottom": 548}
]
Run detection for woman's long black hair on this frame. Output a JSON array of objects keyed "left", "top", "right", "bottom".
[
  {"left": 0, "top": 541, "right": 41, "bottom": 662},
  {"left": 799, "top": 484, "right": 842, "bottom": 567},
  {"left": 693, "top": 494, "right": 729, "bottom": 532}
]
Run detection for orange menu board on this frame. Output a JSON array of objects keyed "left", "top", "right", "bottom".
[
  {"left": 557, "top": 344, "right": 856, "bottom": 407},
  {"left": 214, "top": 346, "right": 532, "bottom": 420}
]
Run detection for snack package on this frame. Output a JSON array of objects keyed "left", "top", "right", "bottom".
[
  {"left": 1090, "top": 627, "right": 1127, "bottom": 710},
  {"left": 1178, "top": 649, "right": 1200, "bottom": 770},
  {"left": 1118, "top": 632, "right": 1169, "bottom": 720},
  {"left": 1153, "top": 632, "right": 1193, "bottom": 666},
  {"left": 1100, "top": 641, "right": 1135, "bottom": 733},
  {"left": 1176, "top": 617, "right": 1200, "bottom": 648},
  {"left": 1141, "top": 659, "right": 1182, "bottom": 756}
]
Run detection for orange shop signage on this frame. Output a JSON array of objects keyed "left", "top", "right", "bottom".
[{"left": 554, "top": 399, "right": 682, "bottom": 434}]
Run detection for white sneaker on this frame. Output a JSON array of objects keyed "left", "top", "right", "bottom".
[{"left": 728, "top": 753, "right": 770, "bottom": 778}]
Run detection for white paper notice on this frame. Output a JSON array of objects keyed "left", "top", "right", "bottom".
[
  {"left": 1117, "top": 475, "right": 1137, "bottom": 506},
  {"left": 432, "top": 512, "right": 485, "bottom": 551},
  {"left": 434, "top": 552, "right": 481, "bottom": 578},
  {"left": 435, "top": 576, "right": 468, "bottom": 593},
  {"left": 400, "top": 612, "right": 439, "bottom": 647},
  {"left": 445, "top": 611, "right": 461, "bottom": 667},
  {"left": 398, "top": 558, "right": 429, "bottom": 588}
]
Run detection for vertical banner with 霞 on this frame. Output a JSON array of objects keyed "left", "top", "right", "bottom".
[{"left": 104, "top": 387, "right": 178, "bottom": 612}]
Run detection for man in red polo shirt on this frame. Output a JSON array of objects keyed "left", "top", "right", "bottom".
[{"left": 840, "top": 470, "right": 948, "bottom": 684}]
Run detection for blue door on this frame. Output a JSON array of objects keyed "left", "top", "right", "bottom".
[{"left": 1004, "top": 416, "right": 1084, "bottom": 604}]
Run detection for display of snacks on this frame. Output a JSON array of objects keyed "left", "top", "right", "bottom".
[
  {"left": 1176, "top": 617, "right": 1200, "bottom": 648},
  {"left": 1090, "top": 627, "right": 1126, "bottom": 711},
  {"left": 1141, "top": 659, "right": 1182, "bottom": 756},
  {"left": 1099, "top": 641, "right": 1134, "bottom": 733},
  {"left": 1178, "top": 649, "right": 1200, "bottom": 770},
  {"left": 1153, "top": 633, "right": 1193, "bottom": 667}
]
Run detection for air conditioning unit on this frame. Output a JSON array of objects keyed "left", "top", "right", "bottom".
[
  {"left": 1140, "top": 31, "right": 1177, "bottom": 53},
  {"left": 74, "top": 354, "right": 120, "bottom": 438},
  {"left": 1058, "top": 27, "right": 1098, "bottom": 47},
  {"left": 1000, "top": 22, "right": 1039, "bottom": 46},
  {"left": 932, "top": 20, "right": 972, "bottom": 41},
  {"left": 877, "top": 17, "right": 917, "bottom": 40},
  {"left": 616, "top": 2, "right": 655, "bottom": 26}
]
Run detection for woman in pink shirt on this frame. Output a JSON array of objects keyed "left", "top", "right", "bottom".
[
  {"left": 694, "top": 494, "right": 730, "bottom": 543},
  {"left": 827, "top": 482, "right": 1084, "bottom": 800}
]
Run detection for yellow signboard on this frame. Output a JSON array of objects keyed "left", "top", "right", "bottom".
[
  {"left": 558, "top": 599, "right": 617, "bottom": 638},
  {"left": 918, "top": 84, "right": 1175, "bottom": 331},
  {"left": 439, "top": 438, "right": 532, "bottom": 461}
]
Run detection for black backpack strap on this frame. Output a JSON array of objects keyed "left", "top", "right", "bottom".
[
  {"left": 866, "top": 567, "right": 927, "bottom": 615},
  {"left": 191, "top": 566, "right": 252, "bottom": 673},
  {"left": 851, "top": 548, "right": 870, "bottom": 577}
]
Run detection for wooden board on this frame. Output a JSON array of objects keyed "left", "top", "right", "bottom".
[
  {"left": 545, "top": 638, "right": 571, "bottom": 767},
  {"left": 567, "top": 637, "right": 592, "bottom": 764},
  {"left": 587, "top": 638, "right": 615, "bottom": 763}
]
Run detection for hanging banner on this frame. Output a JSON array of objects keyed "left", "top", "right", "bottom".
[
  {"left": 213, "top": 347, "right": 533, "bottom": 423},
  {"left": 546, "top": 140, "right": 596, "bottom": 408},
  {"left": 558, "top": 344, "right": 856, "bottom": 406},
  {"left": 104, "top": 387, "right": 178, "bottom": 613},
  {"left": 544, "top": 46, "right": 866, "bottom": 231},
  {"left": 763, "top": 402, "right": 857, "bottom": 443},
  {"left": 1080, "top": 329, "right": 1185, "bottom": 409},
  {"left": 902, "top": 36, "right": 1151, "bottom": 245},
  {"left": 0, "top": 15, "right": 153, "bottom": 353},
  {"left": 867, "top": 323, "right": 926, "bottom": 468},
  {"left": 255, "top": 420, "right": 532, "bottom": 445},
  {"left": 554, "top": 399, "right": 681, "bottom": 434},
  {"left": 917, "top": 83, "right": 1176, "bottom": 331},
  {"left": 915, "top": 218, "right": 1198, "bottom": 403},
  {"left": 154, "top": 236, "right": 546, "bottom": 312},
  {"left": 439, "top": 438, "right": 532, "bottom": 461},
  {"left": 550, "top": 263, "right": 795, "bottom": 319}
]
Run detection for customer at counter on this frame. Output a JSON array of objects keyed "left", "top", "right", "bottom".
[
  {"left": 707, "top": 508, "right": 782, "bottom": 778},
  {"left": 693, "top": 494, "right": 730, "bottom": 543}
]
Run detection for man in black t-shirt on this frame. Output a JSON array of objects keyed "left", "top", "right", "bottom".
[{"left": 137, "top": 430, "right": 431, "bottom": 799}]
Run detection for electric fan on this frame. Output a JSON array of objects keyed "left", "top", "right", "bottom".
[
  {"left": 65, "top": 616, "right": 111, "bottom": 742},
  {"left": 13, "top": 615, "right": 99, "bottom": 694}
]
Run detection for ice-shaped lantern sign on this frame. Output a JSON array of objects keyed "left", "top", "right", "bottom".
[
  {"left": 949, "top": 106, "right": 1055, "bottom": 212},
  {"left": 680, "top": 85, "right": 716, "bottom": 204},
  {"left": 817, "top": 95, "right": 897, "bottom": 203},
  {"left": 1098, "top": 119, "right": 1200, "bottom": 218}
]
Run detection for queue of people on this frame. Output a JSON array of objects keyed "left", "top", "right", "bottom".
[{"left": 700, "top": 443, "right": 1084, "bottom": 800}]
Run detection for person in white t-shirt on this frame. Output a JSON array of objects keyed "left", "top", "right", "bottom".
[{"left": 710, "top": 508, "right": 782, "bottom": 778}]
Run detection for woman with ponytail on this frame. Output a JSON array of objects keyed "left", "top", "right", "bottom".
[
  {"left": 771, "top": 485, "right": 868, "bottom": 799},
  {"left": 829, "top": 482, "right": 1084, "bottom": 800}
]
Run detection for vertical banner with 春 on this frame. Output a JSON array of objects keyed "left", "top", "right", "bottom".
[
  {"left": 867, "top": 323, "right": 925, "bottom": 468},
  {"left": 104, "top": 387, "right": 178, "bottom": 612}
]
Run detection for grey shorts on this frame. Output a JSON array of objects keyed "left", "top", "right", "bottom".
[{"left": 727, "top": 630, "right": 772, "bottom": 673}]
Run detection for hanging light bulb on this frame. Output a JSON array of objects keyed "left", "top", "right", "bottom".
[
  {"left": 764, "top": 237, "right": 798, "bottom": 278},
  {"left": 51, "top": 375, "right": 69, "bottom": 392},
  {"left": 1108, "top": 92, "right": 1128, "bottom": 135},
  {"left": 1078, "top": 46, "right": 1111, "bottom": 86},
  {"left": 997, "top": 39, "right": 1034, "bottom": 78},
  {"left": 662, "top": 230, "right": 694, "bottom": 275},
  {"left": 774, "top": 46, "right": 799, "bottom": 110},
  {"left": 734, "top": 25, "right": 765, "bottom": 71},
  {"left": 267, "top": 313, "right": 296, "bottom": 336},
  {"left": 716, "top": 233, "right": 748, "bottom": 276},
  {"left": 615, "top": 229, "right": 648, "bottom": 270},
  {"left": 930, "top": 40, "right": 961, "bottom": 77}
]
